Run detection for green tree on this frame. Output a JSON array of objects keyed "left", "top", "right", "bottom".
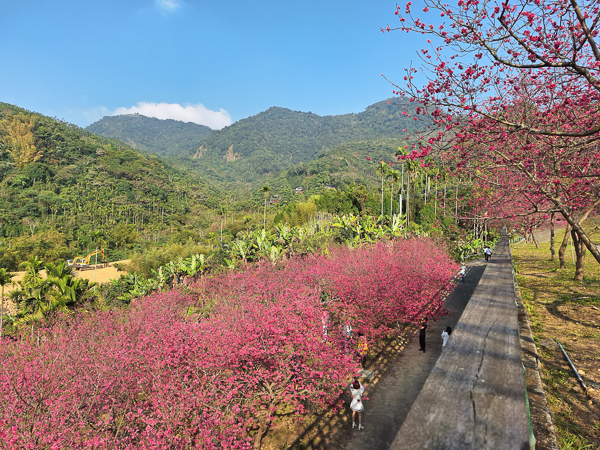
[
  {"left": 20, "top": 256, "right": 44, "bottom": 287},
  {"left": 1, "top": 113, "right": 43, "bottom": 168},
  {"left": 387, "top": 168, "right": 401, "bottom": 216},
  {"left": 395, "top": 147, "right": 421, "bottom": 227}
]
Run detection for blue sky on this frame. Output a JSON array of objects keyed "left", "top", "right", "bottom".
[{"left": 0, "top": 0, "right": 424, "bottom": 129}]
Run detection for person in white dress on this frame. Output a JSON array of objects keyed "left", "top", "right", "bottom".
[{"left": 349, "top": 379, "right": 365, "bottom": 430}]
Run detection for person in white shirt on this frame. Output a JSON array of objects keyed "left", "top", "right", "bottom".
[
  {"left": 441, "top": 326, "right": 452, "bottom": 349},
  {"left": 484, "top": 246, "right": 492, "bottom": 262},
  {"left": 349, "top": 378, "right": 366, "bottom": 430},
  {"left": 342, "top": 321, "right": 353, "bottom": 354}
]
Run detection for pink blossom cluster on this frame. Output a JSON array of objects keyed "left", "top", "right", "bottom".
[{"left": 0, "top": 239, "right": 456, "bottom": 449}]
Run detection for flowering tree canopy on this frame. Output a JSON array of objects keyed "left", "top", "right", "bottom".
[
  {"left": 0, "top": 239, "right": 456, "bottom": 449},
  {"left": 386, "top": 0, "right": 600, "bottom": 263}
]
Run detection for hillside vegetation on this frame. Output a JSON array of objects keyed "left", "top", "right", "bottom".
[
  {"left": 87, "top": 99, "right": 427, "bottom": 190},
  {"left": 189, "top": 99, "right": 425, "bottom": 186},
  {"left": 0, "top": 103, "right": 217, "bottom": 270}
]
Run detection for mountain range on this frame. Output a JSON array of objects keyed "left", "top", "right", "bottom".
[
  {"left": 0, "top": 98, "right": 427, "bottom": 269},
  {"left": 86, "top": 98, "right": 426, "bottom": 190}
]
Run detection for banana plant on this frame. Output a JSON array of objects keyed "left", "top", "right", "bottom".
[
  {"left": 274, "top": 224, "right": 294, "bottom": 245},
  {"left": 185, "top": 253, "right": 212, "bottom": 277},
  {"left": 224, "top": 258, "right": 237, "bottom": 270},
  {"left": 231, "top": 240, "right": 251, "bottom": 263},
  {"left": 150, "top": 266, "right": 169, "bottom": 289},
  {"left": 253, "top": 229, "right": 274, "bottom": 254},
  {"left": 268, "top": 245, "right": 282, "bottom": 265},
  {"left": 388, "top": 213, "right": 406, "bottom": 237}
]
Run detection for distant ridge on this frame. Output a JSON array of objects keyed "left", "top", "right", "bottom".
[
  {"left": 86, "top": 114, "right": 213, "bottom": 158},
  {"left": 188, "top": 98, "right": 427, "bottom": 184}
]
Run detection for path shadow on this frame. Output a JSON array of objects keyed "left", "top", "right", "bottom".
[{"left": 544, "top": 298, "right": 600, "bottom": 329}]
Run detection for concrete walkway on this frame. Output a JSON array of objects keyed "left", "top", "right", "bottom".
[{"left": 391, "top": 236, "right": 530, "bottom": 450}]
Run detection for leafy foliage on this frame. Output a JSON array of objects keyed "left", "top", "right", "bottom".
[{"left": 0, "top": 103, "right": 218, "bottom": 270}]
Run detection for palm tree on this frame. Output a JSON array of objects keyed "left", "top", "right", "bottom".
[
  {"left": 0, "top": 268, "right": 15, "bottom": 338},
  {"left": 45, "top": 261, "right": 74, "bottom": 279},
  {"left": 376, "top": 162, "right": 389, "bottom": 219},
  {"left": 387, "top": 169, "right": 401, "bottom": 216},
  {"left": 20, "top": 256, "right": 44, "bottom": 287},
  {"left": 48, "top": 276, "right": 95, "bottom": 309},
  {"left": 259, "top": 185, "right": 272, "bottom": 230},
  {"left": 395, "top": 147, "right": 420, "bottom": 227}
]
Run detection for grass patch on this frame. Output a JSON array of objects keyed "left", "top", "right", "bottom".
[{"left": 513, "top": 233, "right": 600, "bottom": 450}]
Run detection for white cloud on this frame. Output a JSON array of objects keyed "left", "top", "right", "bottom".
[
  {"left": 155, "top": 0, "right": 184, "bottom": 13},
  {"left": 112, "top": 102, "right": 232, "bottom": 130}
]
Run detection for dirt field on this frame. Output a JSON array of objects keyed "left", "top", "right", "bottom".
[
  {"left": 5, "top": 260, "right": 129, "bottom": 290},
  {"left": 1, "top": 261, "right": 129, "bottom": 315}
]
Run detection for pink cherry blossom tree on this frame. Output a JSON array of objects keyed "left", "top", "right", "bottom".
[{"left": 385, "top": 0, "right": 600, "bottom": 264}]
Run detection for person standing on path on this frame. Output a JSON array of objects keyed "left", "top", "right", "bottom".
[
  {"left": 484, "top": 246, "right": 492, "bottom": 262},
  {"left": 357, "top": 333, "right": 369, "bottom": 367},
  {"left": 418, "top": 317, "right": 428, "bottom": 353},
  {"left": 460, "top": 264, "right": 466, "bottom": 283},
  {"left": 441, "top": 326, "right": 452, "bottom": 349},
  {"left": 322, "top": 311, "right": 330, "bottom": 342},
  {"left": 343, "top": 321, "right": 353, "bottom": 355},
  {"left": 349, "top": 378, "right": 365, "bottom": 430}
]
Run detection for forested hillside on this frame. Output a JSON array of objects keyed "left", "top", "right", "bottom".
[
  {"left": 189, "top": 98, "right": 424, "bottom": 185},
  {"left": 87, "top": 99, "right": 426, "bottom": 189},
  {"left": 85, "top": 114, "right": 213, "bottom": 157},
  {"left": 259, "top": 139, "right": 406, "bottom": 204},
  {"left": 0, "top": 103, "right": 218, "bottom": 270}
]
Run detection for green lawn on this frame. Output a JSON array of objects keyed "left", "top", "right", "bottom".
[{"left": 512, "top": 236, "right": 600, "bottom": 450}]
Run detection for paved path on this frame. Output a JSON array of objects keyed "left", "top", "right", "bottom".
[
  {"left": 329, "top": 260, "right": 487, "bottom": 450},
  {"left": 391, "top": 235, "right": 531, "bottom": 450}
]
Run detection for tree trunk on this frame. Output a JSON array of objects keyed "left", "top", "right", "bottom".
[
  {"left": 558, "top": 225, "right": 571, "bottom": 270},
  {"left": 571, "top": 229, "right": 586, "bottom": 280},
  {"left": 253, "top": 420, "right": 271, "bottom": 450},
  {"left": 454, "top": 186, "right": 458, "bottom": 224},
  {"left": 547, "top": 197, "right": 600, "bottom": 265},
  {"left": 531, "top": 227, "right": 539, "bottom": 249},
  {"left": 0, "top": 287, "right": 4, "bottom": 338},
  {"left": 399, "top": 193, "right": 403, "bottom": 219},
  {"left": 549, "top": 212, "right": 555, "bottom": 261},
  {"left": 380, "top": 176, "right": 384, "bottom": 218},
  {"left": 406, "top": 178, "right": 410, "bottom": 226}
]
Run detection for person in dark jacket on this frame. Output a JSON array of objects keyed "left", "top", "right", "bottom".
[{"left": 419, "top": 317, "right": 428, "bottom": 353}]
